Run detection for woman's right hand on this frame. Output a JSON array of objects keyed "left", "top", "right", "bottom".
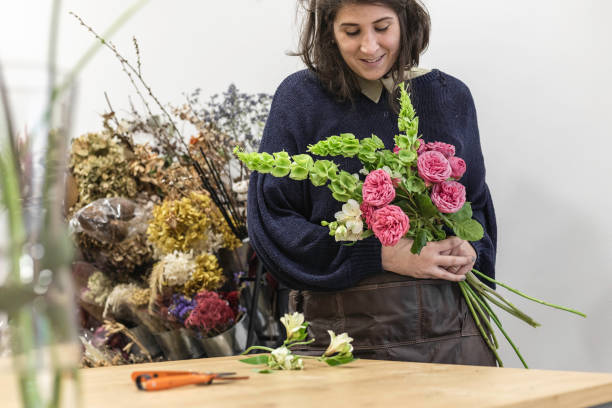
[{"left": 381, "top": 236, "right": 473, "bottom": 282}]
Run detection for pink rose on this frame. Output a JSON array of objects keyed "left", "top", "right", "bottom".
[
  {"left": 362, "top": 169, "right": 395, "bottom": 207},
  {"left": 360, "top": 201, "right": 376, "bottom": 229},
  {"left": 417, "top": 151, "right": 452, "bottom": 184},
  {"left": 393, "top": 145, "right": 400, "bottom": 154},
  {"left": 371, "top": 205, "right": 410, "bottom": 246},
  {"left": 417, "top": 139, "right": 426, "bottom": 155},
  {"left": 431, "top": 181, "right": 466, "bottom": 213},
  {"left": 448, "top": 156, "right": 466, "bottom": 180},
  {"left": 422, "top": 141, "right": 455, "bottom": 158}
]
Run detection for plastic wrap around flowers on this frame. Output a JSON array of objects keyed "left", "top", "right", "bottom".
[
  {"left": 234, "top": 83, "right": 586, "bottom": 369},
  {"left": 235, "top": 84, "right": 483, "bottom": 254}
]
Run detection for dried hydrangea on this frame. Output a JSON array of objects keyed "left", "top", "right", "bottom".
[
  {"left": 148, "top": 251, "right": 195, "bottom": 311},
  {"left": 83, "top": 270, "right": 113, "bottom": 307},
  {"left": 69, "top": 132, "right": 138, "bottom": 213},
  {"left": 182, "top": 253, "right": 224, "bottom": 296},
  {"left": 184, "top": 291, "right": 234, "bottom": 335},
  {"left": 76, "top": 226, "right": 154, "bottom": 283},
  {"left": 147, "top": 191, "right": 240, "bottom": 255}
]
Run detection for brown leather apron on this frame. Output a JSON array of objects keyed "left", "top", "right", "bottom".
[{"left": 289, "top": 272, "right": 496, "bottom": 366}]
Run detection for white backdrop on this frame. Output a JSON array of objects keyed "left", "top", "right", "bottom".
[{"left": 1, "top": 0, "right": 610, "bottom": 372}]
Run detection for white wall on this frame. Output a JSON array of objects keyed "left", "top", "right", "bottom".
[{"left": 1, "top": 0, "right": 610, "bottom": 372}]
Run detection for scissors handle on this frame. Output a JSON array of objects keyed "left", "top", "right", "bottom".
[
  {"left": 130, "top": 370, "right": 195, "bottom": 382},
  {"left": 138, "top": 374, "right": 216, "bottom": 391}
]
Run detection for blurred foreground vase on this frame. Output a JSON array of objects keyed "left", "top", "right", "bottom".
[{"left": 1, "top": 64, "right": 81, "bottom": 407}]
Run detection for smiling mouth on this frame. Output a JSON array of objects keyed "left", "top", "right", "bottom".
[{"left": 360, "top": 54, "right": 385, "bottom": 64}]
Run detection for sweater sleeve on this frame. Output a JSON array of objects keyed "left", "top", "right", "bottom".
[
  {"left": 461, "top": 88, "right": 497, "bottom": 286},
  {"left": 246, "top": 79, "right": 384, "bottom": 291}
]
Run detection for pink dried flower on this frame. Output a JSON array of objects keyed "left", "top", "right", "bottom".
[
  {"left": 362, "top": 169, "right": 396, "bottom": 207},
  {"left": 185, "top": 291, "right": 234, "bottom": 334},
  {"left": 449, "top": 156, "right": 467, "bottom": 180},
  {"left": 417, "top": 151, "right": 452, "bottom": 184},
  {"left": 431, "top": 181, "right": 466, "bottom": 214},
  {"left": 371, "top": 205, "right": 410, "bottom": 246}
]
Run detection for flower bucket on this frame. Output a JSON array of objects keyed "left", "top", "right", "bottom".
[
  {"left": 153, "top": 329, "right": 192, "bottom": 361},
  {"left": 179, "top": 328, "right": 206, "bottom": 358},
  {"left": 198, "top": 313, "right": 251, "bottom": 357},
  {"left": 127, "top": 325, "right": 162, "bottom": 358}
]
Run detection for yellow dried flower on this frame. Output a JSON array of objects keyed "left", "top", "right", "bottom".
[
  {"left": 147, "top": 191, "right": 239, "bottom": 254},
  {"left": 129, "top": 287, "right": 151, "bottom": 307},
  {"left": 182, "top": 253, "right": 224, "bottom": 295}
]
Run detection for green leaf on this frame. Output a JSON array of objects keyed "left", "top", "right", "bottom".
[
  {"left": 453, "top": 219, "right": 484, "bottom": 241},
  {"left": 410, "top": 229, "right": 428, "bottom": 254},
  {"left": 403, "top": 176, "right": 426, "bottom": 193},
  {"left": 256, "top": 369, "right": 274, "bottom": 374},
  {"left": 321, "top": 355, "right": 357, "bottom": 367},
  {"left": 397, "top": 149, "right": 417, "bottom": 164},
  {"left": 415, "top": 193, "right": 438, "bottom": 218},
  {"left": 239, "top": 355, "right": 270, "bottom": 365},
  {"left": 448, "top": 202, "right": 473, "bottom": 222}
]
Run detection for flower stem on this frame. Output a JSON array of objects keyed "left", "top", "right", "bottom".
[
  {"left": 471, "top": 269, "right": 586, "bottom": 318},
  {"left": 470, "top": 289, "right": 529, "bottom": 369},
  {"left": 458, "top": 282, "right": 503, "bottom": 367},
  {"left": 285, "top": 339, "right": 316, "bottom": 348},
  {"left": 463, "top": 283, "right": 498, "bottom": 348},
  {"left": 241, "top": 345, "right": 274, "bottom": 355},
  {"left": 467, "top": 272, "right": 540, "bottom": 327}
]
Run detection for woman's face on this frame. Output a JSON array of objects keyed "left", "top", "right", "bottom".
[{"left": 333, "top": 3, "right": 401, "bottom": 81}]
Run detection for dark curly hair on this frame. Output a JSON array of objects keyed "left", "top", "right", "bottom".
[{"left": 294, "top": 0, "right": 430, "bottom": 111}]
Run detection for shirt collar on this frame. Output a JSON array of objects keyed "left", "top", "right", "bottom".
[{"left": 357, "top": 67, "right": 432, "bottom": 103}]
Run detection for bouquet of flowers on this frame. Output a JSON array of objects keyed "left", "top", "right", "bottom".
[{"left": 235, "top": 84, "right": 585, "bottom": 368}]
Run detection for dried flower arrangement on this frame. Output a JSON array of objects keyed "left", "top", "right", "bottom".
[{"left": 67, "top": 13, "right": 273, "bottom": 365}]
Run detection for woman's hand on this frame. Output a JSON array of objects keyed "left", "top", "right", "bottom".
[{"left": 381, "top": 236, "right": 474, "bottom": 282}]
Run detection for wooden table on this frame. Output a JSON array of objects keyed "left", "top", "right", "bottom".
[{"left": 2, "top": 356, "right": 612, "bottom": 407}]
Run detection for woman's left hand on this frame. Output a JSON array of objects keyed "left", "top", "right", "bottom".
[{"left": 445, "top": 240, "right": 476, "bottom": 277}]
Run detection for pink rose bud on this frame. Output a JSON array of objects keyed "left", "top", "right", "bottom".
[
  {"left": 448, "top": 156, "right": 466, "bottom": 180},
  {"left": 423, "top": 141, "right": 456, "bottom": 158},
  {"left": 417, "top": 151, "right": 452, "bottom": 184},
  {"left": 371, "top": 205, "right": 410, "bottom": 246},
  {"left": 393, "top": 145, "right": 400, "bottom": 154},
  {"left": 360, "top": 201, "right": 376, "bottom": 229},
  {"left": 431, "top": 181, "right": 466, "bottom": 213},
  {"left": 362, "top": 169, "right": 396, "bottom": 207}
]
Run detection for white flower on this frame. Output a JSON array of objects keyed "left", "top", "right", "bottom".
[
  {"left": 269, "top": 346, "right": 303, "bottom": 370},
  {"left": 324, "top": 330, "right": 354, "bottom": 357},
  {"left": 280, "top": 312, "right": 306, "bottom": 342},
  {"left": 161, "top": 251, "right": 196, "bottom": 287},
  {"left": 333, "top": 199, "right": 364, "bottom": 242}
]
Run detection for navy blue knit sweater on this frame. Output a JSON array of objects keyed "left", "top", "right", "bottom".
[{"left": 247, "top": 69, "right": 497, "bottom": 291}]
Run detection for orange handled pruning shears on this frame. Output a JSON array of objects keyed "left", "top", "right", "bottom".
[{"left": 131, "top": 370, "right": 249, "bottom": 391}]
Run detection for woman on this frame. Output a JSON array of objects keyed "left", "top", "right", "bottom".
[{"left": 247, "top": 0, "right": 497, "bottom": 365}]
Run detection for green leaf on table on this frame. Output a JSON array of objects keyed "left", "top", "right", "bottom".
[
  {"left": 256, "top": 369, "right": 274, "bottom": 374},
  {"left": 415, "top": 193, "right": 438, "bottom": 218},
  {"left": 410, "top": 229, "right": 428, "bottom": 254},
  {"left": 447, "top": 202, "right": 473, "bottom": 222},
  {"left": 239, "top": 355, "right": 270, "bottom": 365},
  {"left": 453, "top": 219, "right": 484, "bottom": 241}
]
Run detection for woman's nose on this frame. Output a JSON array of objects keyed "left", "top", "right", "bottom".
[{"left": 359, "top": 29, "right": 378, "bottom": 55}]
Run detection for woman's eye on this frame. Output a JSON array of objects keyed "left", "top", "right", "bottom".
[
  {"left": 375, "top": 25, "right": 389, "bottom": 32},
  {"left": 346, "top": 30, "right": 360, "bottom": 36}
]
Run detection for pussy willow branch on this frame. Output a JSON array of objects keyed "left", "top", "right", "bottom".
[{"left": 70, "top": 11, "right": 193, "bottom": 163}]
